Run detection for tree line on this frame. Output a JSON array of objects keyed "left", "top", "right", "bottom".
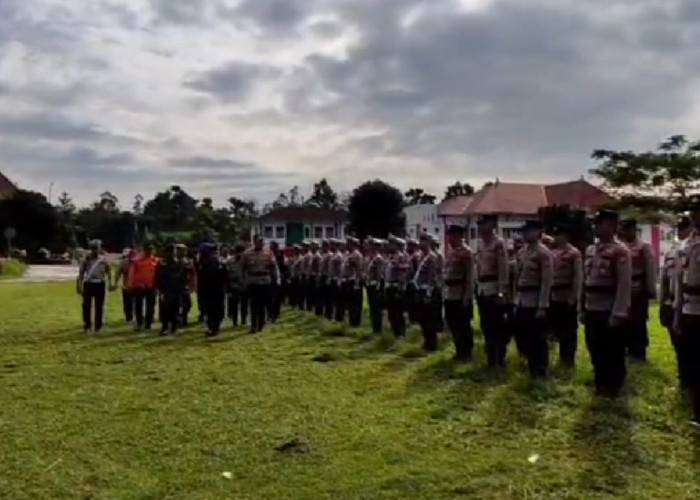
[{"left": 1, "top": 134, "right": 697, "bottom": 255}]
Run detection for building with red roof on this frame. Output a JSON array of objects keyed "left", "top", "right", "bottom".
[{"left": 0, "top": 171, "right": 17, "bottom": 198}]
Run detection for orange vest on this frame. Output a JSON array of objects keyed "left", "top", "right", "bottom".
[{"left": 128, "top": 255, "right": 159, "bottom": 288}]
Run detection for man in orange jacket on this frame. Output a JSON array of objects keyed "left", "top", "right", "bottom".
[{"left": 128, "top": 243, "right": 159, "bottom": 331}]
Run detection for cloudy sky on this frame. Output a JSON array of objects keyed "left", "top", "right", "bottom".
[{"left": 2, "top": 0, "right": 700, "bottom": 207}]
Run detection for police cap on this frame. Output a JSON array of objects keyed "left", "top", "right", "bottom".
[
  {"left": 677, "top": 214, "right": 691, "bottom": 229},
  {"left": 593, "top": 209, "right": 619, "bottom": 223},
  {"left": 620, "top": 218, "right": 637, "bottom": 230},
  {"left": 520, "top": 219, "right": 543, "bottom": 231}
]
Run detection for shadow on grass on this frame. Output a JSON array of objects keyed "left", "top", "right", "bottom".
[{"left": 572, "top": 395, "right": 641, "bottom": 496}]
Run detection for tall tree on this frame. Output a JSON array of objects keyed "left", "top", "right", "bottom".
[
  {"left": 404, "top": 188, "right": 437, "bottom": 205},
  {"left": 228, "top": 197, "right": 258, "bottom": 241},
  {"left": 307, "top": 178, "right": 339, "bottom": 209},
  {"left": 0, "top": 190, "right": 60, "bottom": 254},
  {"left": 98, "top": 191, "right": 120, "bottom": 212},
  {"left": 348, "top": 180, "right": 404, "bottom": 238},
  {"left": 591, "top": 135, "right": 700, "bottom": 211},
  {"left": 443, "top": 181, "right": 475, "bottom": 201},
  {"left": 132, "top": 194, "right": 144, "bottom": 215},
  {"left": 56, "top": 192, "right": 76, "bottom": 216},
  {"left": 143, "top": 185, "right": 198, "bottom": 231}
]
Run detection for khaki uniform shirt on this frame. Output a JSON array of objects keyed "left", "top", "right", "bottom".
[
  {"left": 241, "top": 248, "right": 280, "bottom": 286},
  {"left": 661, "top": 239, "right": 686, "bottom": 306},
  {"left": 626, "top": 240, "right": 657, "bottom": 298},
  {"left": 676, "top": 233, "right": 700, "bottom": 315},
  {"left": 443, "top": 243, "right": 474, "bottom": 302},
  {"left": 551, "top": 243, "right": 583, "bottom": 305},
  {"left": 583, "top": 239, "right": 632, "bottom": 317},
  {"left": 365, "top": 254, "right": 385, "bottom": 288},
  {"left": 385, "top": 251, "right": 411, "bottom": 287},
  {"left": 476, "top": 236, "right": 509, "bottom": 297},
  {"left": 515, "top": 243, "right": 554, "bottom": 309},
  {"left": 414, "top": 250, "right": 440, "bottom": 293},
  {"left": 342, "top": 250, "right": 363, "bottom": 282}
]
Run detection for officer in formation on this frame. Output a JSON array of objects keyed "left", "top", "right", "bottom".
[
  {"left": 414, "top": 232, "right": 442, "bottom": 351},
  {"left": 310, "top": 241, "right": 323, "bottom": 317},
  {"left": 330, "top": 239, "right": 346, "bottom": 322},
  {"left": 385, "top": 235, "right": 411, "bottom": 338},
  {"left": 321, "top": 240, "right": 334, "bottom": 320},
  {"left": 674, "top": 196, "right": 700, "bottom": 425},
  {"left": 76, "top": 239, "right": 112, "bottom": 333},
  {"left": 406, "top": 238, "right": 421, "bottom": 324},
  {"left": 619, "top": 219, "right": 657, "bottom": 362},
  {"left": 443, "top": 225, "right": 474, "bottom": 362},
  {"left": 241, "top": 235, "right": 281, "bottom": 334},
  {"left": 197, "top": 243, "right": 227, "bottom": 337},
  {"left": 344, "top": 237, "right": 365, "bottom": 327},
  {"left": 661, "top": 215, "right": 692, "bottom": 387},
  {"left": 364, "top": 238, "right": 386, "bottom": 334}
]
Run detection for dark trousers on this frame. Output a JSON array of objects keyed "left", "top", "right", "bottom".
[
  {"left": 122, "top": 289, "right": 134, "bottom": 322},
  {"left": 515, "top": 307, "right": 549, "bottom": 378},
  {"left": 305, "top": 279, "right": 316, "bottom": 312},
  {"left": 434, "top": 291, "right": 444, "bottom": 332},
  {"left": 227, "top": 290, "right": 248, "bottom": 326},
  {"left": 418, "top": 290, "right": 439, "bottom": 351},
  {"left": 196, "top": 290, "right": 205, "bottom": 321},
  {"left": 160, "top": 293, "right": 180, "bottom": 334},
  {"left": 584, "top": 312, "right": 627, "bottom": 396},
  {"left": 202, "top": 293, "right": 225, "bottom": 335},
  {"left": 344, "top": 281, "right": 363, "bottom": 327},
  {"left": 406, "top": 283, "right": 418, "bottom": 324},
  {"left": 550, "top": 301, "right": 578, "bottom": 363},
  {"left": 289, "top": 278, "right": 299, "bottom": 307},
  {"left": 444, "top": 299, "right": 474, "bottom": 359},
  {"left": 249, "top": 284, "right": 270, "bottom": 332},
  {"left": 323, "top": 281, "right": 335, "bottom": 320},
  {"left": 82, "top": 282, "right": 106, "bottom": 331},
  {"left": 133, "top": 288, "right": 156, "bottom": 329},
  {"left": 505, "top": 304, "right": 526, "bottom": 356},
  {"left": 386, "top": 287, "right": 407, "bottom": 338},
  {"left": 477, "top": 296, "right": 507, "bottom": 367},
  {"left": 269, "top": 284, "right": 281, "bottom": 321},
  {"left": 662, "top": 305, "right": 690, "bottom": 385},
  {"left": 367, "top": 285, "right": 383, "bottom": 334},
  {"left": 681, "top": 315, "right": 700, "bottom": 420},
  {"left": 334, "top": 281, "right": 346, "bottom": 322},
  {"left": 315, "top": 278, "right": 327, "bottom": 316},
  {"left": 299, "top": 277, "right": 308, "bottom": 311},
  {"left": 626, "top": 294, "right": 649, "bottom": 359},
  {"left": 180, "top": 292, "right": 192, "bottom": 325}
]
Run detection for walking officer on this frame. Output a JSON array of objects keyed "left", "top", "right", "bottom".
[
  {"left": 174, "top": 244, "right": 195, "bottom": 326},
  {"left": 115, "top": 249, "right": 136, "bottom": 322},
  {"left": 514, "top": 220, "right": 554, "bottom": 378},
  {"left": 674, "top": 197, "right": 700, "bottom": 424},
  {"left": 77, "top": 239, "right": 112, "bottom": 333},
  {"left": 365, "top": 237, "right": 386, "bottom": 334},
  {"left": 550, "top": 222, "right": 583, "bottom": 365},
  {"left": 128, "top": 243, "right": 159, "bottom": 331},
  {"left": 661, "top": 215, "right": 692, "bottom": 386},
  {"left": 620, "top": 219, "right": 657, "bottom": 362},
  {"left": 242, "top": 235, "right": 280, "bottom": 333},
  {"left": 414, "top": 232, "right": 441, "bottom": 351},
  {"left": 476, "top": 215, "right": 509, "bottom": 368},
  {"left": 197, "top": 243, "right": 227, "bottom": 337},
  {"left": 443, "top": 224, "right": 475, "bottom": 362},
  {"left": 385, "top": 236, "right": 410, "bottom": 338},
  {"left": 582, "top": 209, "right": 631, "bottom": 397},
  {"left": 343, "top": 236, "right": 364, "bottom": 327},
  {"left": 156, "top": 243, "right": 188, "bottom": 336},
  {"left": 225, "top": 245, "right": 248, "bottom": 327}
]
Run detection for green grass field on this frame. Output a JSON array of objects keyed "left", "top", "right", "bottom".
[{"left": 1, "top": 282, "right": 699, "bottom": 499}]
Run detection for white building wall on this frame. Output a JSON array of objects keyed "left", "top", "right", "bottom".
[{"left": 404, "top": 204, "right": 443, "bottom": 243}]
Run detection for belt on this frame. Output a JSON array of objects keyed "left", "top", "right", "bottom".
[
  {"left": 479, "top": 274, "right": 498, "bottom": 283},
  {"left": 551, "top": 284, "right": 571, "bottom": 291},
  {"left": 585, "top": 285, "right": 614, "bottom": 292},
  {"left": 517, "top": 285, "right": 540, "bottom": 291}
]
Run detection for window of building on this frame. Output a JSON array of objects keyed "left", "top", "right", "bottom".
[
  {"left": 502, "top": 228, "right": 513, "bottom": 239},
  {"left": 434, "top": 227, "right": 439, "bottom": 234},
  {"left": 275, "top": 226, "right": 285, "bottom": 239},
  {"left": 263, "top": 225, "right": 274, "bottom": 239},
  {"left": 304, "top": 226, "right": 311, "bottom": 239},
  {"left": 314, "top": 226, "right": 323, "bottom": 239},
  {"left": 325, "top": 226, "right": 335, "bottom": 238}
]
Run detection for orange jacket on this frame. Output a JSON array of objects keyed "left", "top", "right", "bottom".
[{"left": 128, "top": 255, "right": 159, "bottom": 289}]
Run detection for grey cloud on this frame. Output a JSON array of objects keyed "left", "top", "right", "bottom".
[
  {"left": 149, "top": 0, "right": 211, "bottom": 25},
  {"left": 183, "top": 62, "right": 282, "bottom": 102},
  {"left": 167, "top": 155, "right": 295, "bottom": 181},
  {"left": 0, "top": 112, "right": 109, "bottom": 142},
  {"left": 231, "top": 0, "right": 313, "bottom": 34}
]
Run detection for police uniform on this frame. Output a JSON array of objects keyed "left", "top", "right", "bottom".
[
  {"left": 116, "top": 250, "right": 135, "bottom": 322},
  {"left": 675, "top": 200, "right": 700, "bottom": 422},
  {"left": 343, "top": 237, "right": 364, "bottom": 327},
  {"left": 156, "top": 246, "right": 189, "bottom": 335},
  {"left": 365, "top": 238, "right": 386, "bottom": 334},
  {"left": 225, "top": 247, "right": 248, "bottom": 326},
  {"left": 310, "top": 242, "right": 324, "bottom": 317},
  {"left": 321, "top": 242, "right": 335, "bottom": 319},
  {"left": 385, "top": 237, "right": 411, "bottom": 338},
  {"left": 432, "top": 237, "right": 446, "bottom": 332},
  {"left": 176, "top": 246, "right": 196, "bottom": 326},
  {"left": 301, "top": 243, "right": 314, "bottom": 312},
  {"left": 242, "top": 244, "right": 280, "bottom": 333},
  {"left": 550, "top": 224, "right": 583, "bottom": 364},
  {"left": 197, "top": 244, "right": 227, "bottom": 336},
  {"left": 289, "top": 247, "right": 303, "bottom": 309},
  {"left": 583, "top": 210, "right": 632, "bottom": 397},
  {"left": 621, "top": 219, "right": 657, "bottom": 361},
  {"left": 661, "top": 216, "right": 691, "bottom": 385},
  {"left": 77, "top": 239, "right": 111, "bottom": 333},
  {"left": 269, "top": 243, "right": 287, "bottom": 322},
  {"left": 330, "top": 241, "right": 346, "bottom": 322},
  {"left": 514, "top": 220, "right": 554, "bottom": 378},
  {"left": 443, "top": 225, "right": 475, "bottom": 361},
  {"left": 414, "top": 234, "right": 441, "bottom": 351},
  {"left": 505, "top": 240, "right": 523, "bottom": 356},
  {"left": 476, "top": 216, "right": 510, "bottom": 367},
  {"left": 406, "top": 239, "right": 421, "bottom": 324}
]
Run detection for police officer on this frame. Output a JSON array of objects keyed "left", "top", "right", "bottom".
[
  {"left": 310, "top": 241, "right": 324, "bottom": 317},
  {"left": 550, "top": 222, "right": 583, "bottom": 365},
  {"left": 77, "top": 239, "right": 112, "bottom": 333},
  {"left": 365, "top": 237, "right": 385, "bottom": 334},
  {"left": 431, "top": 236, "right": 445, "bottom": 332},
  {"left": 674, "top": 197, "right": 700, "bottom": 423},
  {"left": 620, "top": 219, "right": 657, "bottom": 362},
  {"left": 287, "top": 245, "right": 300, "bottom": 308},
  {"left": 115, "top": 248, "right": 136, "bottom": 322},
  {"left": 476, "top": 215, "right": 509, "bottom": 368},
  {"left": 582, "top": 209, "right": 631, "bottom": 397},
  {"left": 506, "top": 236, "right": 525, "bottom": 357},
  {"left": 268, "top": 241, "right": 286, "bottom": 321},
  {"left": 414, "top": 233, "right": 441, "bottom": 351},
  {"left": 344, "top": 237, "right": 364, "bottom": 327},
  {"left": 320, "top": 240, "right": 334, "bottom": 319},
  {"left": 197, "top": 243, "right": 227, "bottom": 337},
  {"left": 156, "top": 244, "right": 187, "bottom": 336},
  {"left": 225, "top": 245, "right": 248, "bottom": 327},
  {"left": 385, "top": 236, "right": 410, "bottom": 338},
  {"left": 331, "top": 239, "right": 346, "bottom": 322},
  {"left": 242, "top": 235, "right": 280, "bottom": 333},
  {"left": 175, "top": 244, "right": 196, "bottom": 326},
  {"left": 301, "top": 241, "right": 313, "bottom": 311},
  {"left": 515, "top": 220, "right": 554, "bottom": 378},
  {"left": 405, "top": 238, "right": 421, "bottom": 324},
  {"left": 443, "top": 224, "right": 475, "bottom": 362},
  {"left": 661, "top": 215, "right": 691, "bottom": 386}
]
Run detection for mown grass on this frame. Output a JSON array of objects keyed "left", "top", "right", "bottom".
[
  {"left": 0, "top": 258, "right": 27, "bottom": 280},
  {"left": 0, "top": 282, "right": 699, "bottom": 499}
]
